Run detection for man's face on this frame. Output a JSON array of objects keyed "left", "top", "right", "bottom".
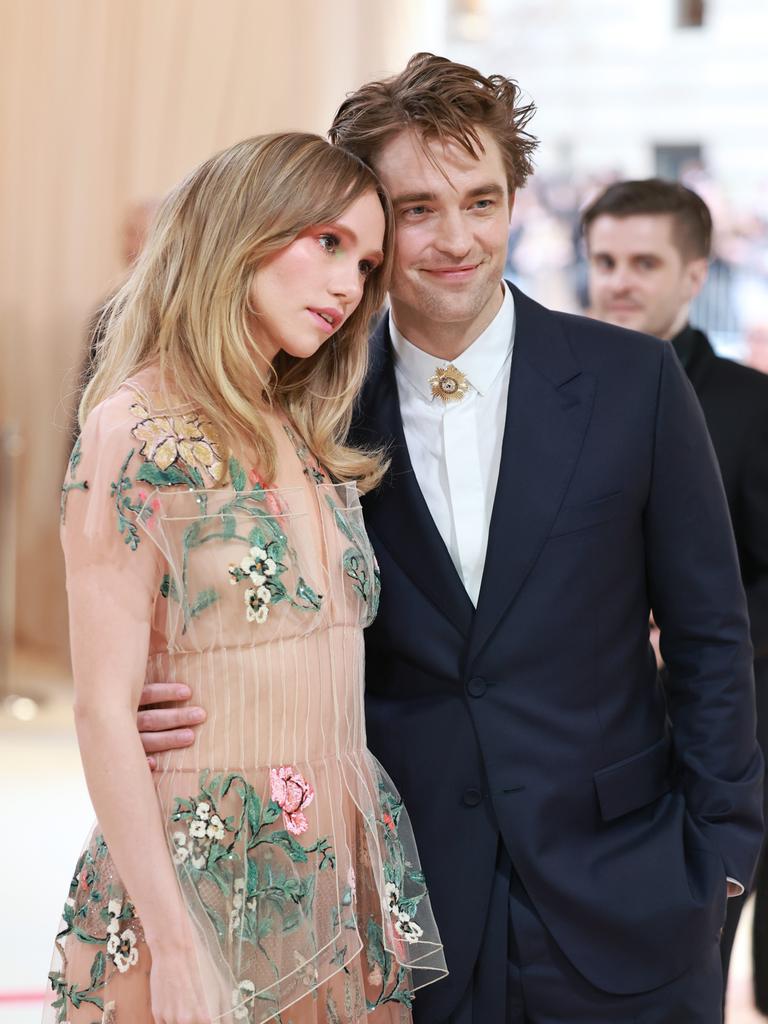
[
  {"left": 586, "top": 213, "right": 708, "bottom": 341},
  {"left": 372, "top": 127, "right": 513, "bottom": 354}
]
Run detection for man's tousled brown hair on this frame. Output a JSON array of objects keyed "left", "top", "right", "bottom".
[
  {"left": 329, "top": 52, "right": 538, "bottom": 192},
  {"left": 581, "top": 178, "right": 712, "bottom": 260}
]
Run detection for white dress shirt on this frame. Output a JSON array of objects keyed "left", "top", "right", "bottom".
[{"left": 389, "top": 283, "right": 515, "bottom": 606}]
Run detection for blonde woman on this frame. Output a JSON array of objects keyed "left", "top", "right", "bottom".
[{"left": 49, "top": 133, "right": 446, "bottom": 1024}]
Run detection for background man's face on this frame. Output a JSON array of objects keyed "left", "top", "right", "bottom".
[
  {"left": 586, "top": 213, "right": 707, "bottom": 340},
  {"left": 372, "top": 127, "right": 513, "bottom": 348}
]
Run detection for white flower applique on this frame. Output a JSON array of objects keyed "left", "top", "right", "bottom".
[
  {"left": 172, "top": 801, "right": 226, "bottom": 871},
  {"left": 384, "top": 881, "right": 423, "bottom": 944},
  {"left": 105, "top": 899, "right": 139, "bottom": 972},
  {"left": 232, "top": 978, "right": 256, "bottom": 1020},
  {"left": 228, "top": 545, "right": 278, "bottom": 624}
]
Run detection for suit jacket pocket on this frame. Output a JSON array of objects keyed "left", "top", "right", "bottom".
[
  {"left": 549, "top": 490, "right": 623, "bottom": 538},
  {"left": 594, "top": 734, "right": 672, "bottom": 821}
]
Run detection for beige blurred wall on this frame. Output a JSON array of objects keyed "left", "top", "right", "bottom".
[{"left": 0, "top": 0, "right": 424, "bottom": 661}]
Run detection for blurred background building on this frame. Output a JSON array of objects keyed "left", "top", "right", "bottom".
[
  {"left": 1, "top": 1, "right": 766, "bottom": 1020},
  {"left": 445, "top": 0, "right": 768, "bottom": 363}
]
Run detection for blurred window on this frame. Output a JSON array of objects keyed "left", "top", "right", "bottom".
[
  {"left": 676, "top": 0, "right": 706, "bottom": 27},
  {"left": 449, "top": 0, "right": 487, "bottom": 41},
  {"left": 654, "top": 143, "right": 703, "bottom": 179}
]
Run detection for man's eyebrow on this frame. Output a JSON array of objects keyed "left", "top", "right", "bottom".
[
  {"left": 466, "top": 183, "right": 505, "bottom": 199},
  {"left": 391, "top": 191, "right": 436, "bottom": 207},
  {"left": 392, "top": 183, "right": 506, "bottom": 207}
]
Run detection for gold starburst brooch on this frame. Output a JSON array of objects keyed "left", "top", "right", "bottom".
[{"left": 428, "top": 364, "right": 470, "bottom": 403}]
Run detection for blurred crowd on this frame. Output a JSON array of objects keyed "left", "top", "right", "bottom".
[{"left": 505, "top": 166, "right": 768, "bottom": 371}]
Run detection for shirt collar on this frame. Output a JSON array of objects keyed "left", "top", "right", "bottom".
[{"left": 389, "top": 282, "right": 516, "bottom": 403}]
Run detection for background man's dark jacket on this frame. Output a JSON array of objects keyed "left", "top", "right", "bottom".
[
  {"left": 673, "top": 324, "right": 768, "bottom": 989},
  {"left": 672, "top": 325, "right": 768, "bottom": 674}
]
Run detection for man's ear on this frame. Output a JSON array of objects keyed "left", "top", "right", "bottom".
[{"left": 685, "top": 257, "right": 709, "bottom": 301}]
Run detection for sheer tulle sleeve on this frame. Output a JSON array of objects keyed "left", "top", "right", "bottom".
[{"left": 60, "top": 387, "right": 164, "bottom": 684}]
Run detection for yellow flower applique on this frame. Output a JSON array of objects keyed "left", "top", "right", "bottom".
[{"left": 130, "top": 403, "right": 225, "bottom": 485}]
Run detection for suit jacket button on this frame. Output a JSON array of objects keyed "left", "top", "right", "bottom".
[
  {"left": 467, "top": 676, "right": 487, "bottom": 698},
  {"left": 462, "top": 788, "right": 483, "bottom": 807}
]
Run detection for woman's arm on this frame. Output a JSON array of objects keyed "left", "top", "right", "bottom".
[
  {"left": 71, "top": 585, "right": 193, "bottom": 949},
  {"left": 62, "top": 395, "right": 215, "bottom": 1023}
]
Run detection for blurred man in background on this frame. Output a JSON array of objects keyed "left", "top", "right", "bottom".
[{"left": 584, "top": 178, "right": 768, "bottom": 1008}]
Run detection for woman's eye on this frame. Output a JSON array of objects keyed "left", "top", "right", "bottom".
[
  {"left": 358, "top": 260, "right": 375, "bottom": 277},
  {"left": 318, "top": 233, "right": 340, "bottom": 253}
]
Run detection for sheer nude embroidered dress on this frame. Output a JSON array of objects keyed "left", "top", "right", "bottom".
[{"left": 47, "top": 371, "right": 446, "bottom": 1023}]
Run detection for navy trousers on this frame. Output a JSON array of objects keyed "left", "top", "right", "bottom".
[{"left": 425, "top": 841, "right": 723, "bottom": 1024}]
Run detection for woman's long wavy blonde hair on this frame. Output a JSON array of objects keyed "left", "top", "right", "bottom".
[{"left": 80, "top": 133, "right": 393, "bottom": 491}]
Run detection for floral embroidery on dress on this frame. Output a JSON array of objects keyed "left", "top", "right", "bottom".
[
  {"left": 60, "top": 437, "right": 89, "bottom": 525},
  {"left": 105, "top": 899, "right": 139, "bottom": 972},
  {"left": 232, "top": 979, "right": 257, "bottom": 1020},
  {"left": 170, "top": 770, "right": 335, "bottom": 960},
  {"left": 110, "top": 449, "right": 157, "bottom": 550},
  {"left": 364, "top": 916, "right": 415, "bottom": 1011},
  {"left": 148, "top": 453, "right": 323, "bottom": 630},
  {"left": 130, "top": 402, "right": 225, "bottom": 485},
  {"left": 269, "top": 765, "right": 315, "bottom": 835},
  {"left": 283, "top": 423, "right": 327, "bottom": 485},
  {"left": 227, "top": 544, "right": 279, "bottom": 624},
  {"left": 213, "top": 460, "right": 323, "bottom": 627},
  {"left": 325, "top": 495, "right": 381, "bottom": 616},
  {"left": 47, "top": 833, "right": 142, "bottom": 1023}
]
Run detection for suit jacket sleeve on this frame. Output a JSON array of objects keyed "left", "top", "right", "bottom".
[
  {"left": 738, "top": 410, "right": 768, "bottom": 660},
  {"left": 645, "top": 343, "right": 763, "bottom": 887}
]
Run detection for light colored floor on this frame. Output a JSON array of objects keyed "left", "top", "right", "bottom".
[{"left": 1, "top": 647, "right": 765, "bottom": 1023}]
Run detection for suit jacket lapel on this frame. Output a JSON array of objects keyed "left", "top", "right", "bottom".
[
  {"left": 468, "top": 287, "right": 596, "bottom": 660},
  {"left": 681, "top": 327, "right": 717, "bottom": 391},
  {"left": 355, "top": 319, "right": 475, "bottom": 636}
]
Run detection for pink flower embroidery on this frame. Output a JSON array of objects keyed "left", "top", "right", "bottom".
[
  {"left": 269, "top": 765, "right": 315, "bottom": 836},
  {"left": 249, "top": 469, "right": 285, "bottom": 517},
  {"left": 136, "top": 491, "right": 161, "bottom": 530}
]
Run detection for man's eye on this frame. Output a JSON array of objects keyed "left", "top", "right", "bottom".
[
  {"left": 318, "top": 233, "right": 340, "bottom": 253},
  {"left": 403, "top": 206, "right": 428, "bottom": 217},
  {"left": 473, "top": 199, "right": 494, "bottom": 209}
]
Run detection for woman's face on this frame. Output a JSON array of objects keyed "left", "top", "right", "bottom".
[{"left": 248, "top": 189, "right": 385, "bottom": 362}]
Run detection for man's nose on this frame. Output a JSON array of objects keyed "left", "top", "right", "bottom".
[
  {"left": 607, "top": 266, "right": 633, "bottom": 293},
  {"left": 434, "top": 211, "right": 473, "bottom": 259}
]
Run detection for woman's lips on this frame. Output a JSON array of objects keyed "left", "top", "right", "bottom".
[{"left": 307, "top": 307, "right": 342, "bottom": 333}]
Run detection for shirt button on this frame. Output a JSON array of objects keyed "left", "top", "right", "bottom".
[
  {"left": 467, "top": 676, "right": 487, "bottom": 698},
  {"left": 462, "top": 788, "right": 483, "bottom": 807}
]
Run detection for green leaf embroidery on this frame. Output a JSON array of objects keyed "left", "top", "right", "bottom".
[
  {"left": 89, "top": 951, "right": 105, "bottom": 988},
  {"left": 60, "top": 437, "right": 89, "bottom": 524},
  {"left": 229, "top": 456, "right": 247, "bottom": 492},
  {"left": 135, "top": 462, "right": 195, "bottom": 489},
  {"left": 190, "top": 588, "right": 219, "bottom": 617}
]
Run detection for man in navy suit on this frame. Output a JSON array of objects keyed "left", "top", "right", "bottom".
[{"left": 137, "top": 55, "right": 763, "bottom": 1022}]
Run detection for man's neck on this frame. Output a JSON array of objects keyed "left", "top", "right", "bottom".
[
  {"left": 390, "top": 283, "right": 506, "bottom": 361},
  {"left": 658, "top": 304, "right": 691, "bottom": 342}
]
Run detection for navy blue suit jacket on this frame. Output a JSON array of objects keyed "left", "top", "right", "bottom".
[{"left": 351, "top": 286, "right": 763, "bottom": 1017}]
